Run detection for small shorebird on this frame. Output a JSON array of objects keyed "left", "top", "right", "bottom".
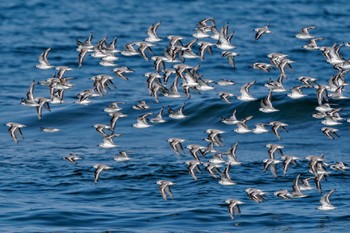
[
  {"left": 226, "top": 199, "right": 244, "bottom": 221},
  {"left": 168, "top": 138, "right": 186, "bottom": 156},
  {"left": 36, "top": 48, "right": 54, "bottom": 69},
  {"left": 63, "top": 153, "right": 81, "bottom": 164},
  {"left": 254, "top": 25, "right": 271, "bottom": 40},
  {"left": 296, "top": 26, "right": 317, "bottom": 40},
  {"left": 6, "top": 122, "right": 26, "bottom": 144},
  {"left": 157, "top": 180, "right": 175, "bottom": 200},
  {"left": 93, "top": 164, "right": 112, "bottom": 183},
  {"left": 317, "top": 189, "right": 336, "bottom": 210}
]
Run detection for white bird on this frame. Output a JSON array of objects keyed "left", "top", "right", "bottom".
[
  {"left": 254, "top": 25, "right": 271, "bottom": 40},
  {"left": 168, "top": 103, "right": 187, "bottom": 119},
  {"left": 234, "top": 116, "right": 253, "bottom": 134},
  {"left": 259, "top": 90, "right": 279, "bottom": 113},
  {"left": 133, "top": 113, "right": 152, "bottom": 128},
  {"left": 145, "top": 21, "right": 162, "bottom": 42},
  {"left": 287, "top": 85, "right": 307, "bottom": 99},
  {"left": 20, "top": 80, "right": 37, "bottom": 107},
  {"left": 237, "top": 81, "right": 256, "bottom": 101},
  {"left": 226, "top": 142, "right": 242, "bottom": 165},
  {"left": 291, "top": 174, "right": 307, "bottom": 198},
  {"left": 99, "top": 133, "right": 120, "bottom": 148},
  {"left": 150, "top": 106, "right": 167, "bottom": 124},
  {"left": 114, "top": 151, "right": 130, "bottom": 162},
  {"left": 168, "top": 138, "right": 186, "bottom": 156},
  {"left": 157, "top": 180, "right": 175, "bottom": 200},
  {"left": 36, "top": 48, "right": 54, "bottom": 69},
  {"left": 219, "top": 92, "right": 235, "bottom": 104},
  {"left": 226, "top": 199, "right": 244, "bottom": 221},
  {"left": 245, "top": 188, "right": 266, "bottom": 203},
  {"left": 186, "top": 160, "right": 201, "bottom": 180},
  {"left": 317, "top": 189, "right": 336, "bottom": 210},
  {"left": 63, "top": 153, "right": 81, "bottom": 164},
  {"left": 274, "top": 189, "right": 292, "bottom": 200},
  {"left": 93, "top": 164, "right": 112, "bottom": 183},
  {"left": 296, "top": 26, "right": 316, "bottom": 40},
  {"left": 6, "top": 122, "right": 26, "bottom": 144},
  {"left": 219, "top": 163, "right": 236, "bottom": 185},
  {"left": 221, "top": 110, "right": 240, "bottom": 125},
  {"left": 252, "top": 123, "right": 269, "bottom": 134}
]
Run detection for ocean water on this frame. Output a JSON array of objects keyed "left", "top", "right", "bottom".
[{"left": 1, "top": 0, "right": 350, "bottom": 232}]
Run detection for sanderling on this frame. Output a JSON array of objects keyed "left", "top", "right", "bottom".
[
  {"left": 237, "top": 80, "right": 256, "bottom": 101},
  {"left": 98, "top": 133, "right": 120, "bottom": 148},
  {"left": 254, "top": 25, "right": 271, "bottom": 40},
  {"left": 6, "top": 122, "right": 26, "bottom": 144},
  {"left": 252, "top": 123, "right": 269, "bottom": 134},
  {"left": 113, "top": 66, "right": 134, "bottom": 80},
  {"left": 133, "top": 100, "right": 150, "bottom": 110},
  {"left": 93, "top": 164, "right": 112, "bottom": 183},
  {"left": 303, "top": 38, "right": 324, "bottom": 50},
  {"left": 245, "top": 188, "right": 266, "bottom": 203},
  {"left": 217, "top": 79, "right": 236, "bottom": 86},
  {"left": 226, "top": 199, "right": 244, "bottom": 221},
  {"left": 287, "top": 85, "right": 308, "bottom": 99},
  {"left": 274, "top": 189, "right": 292, "bottom": 200},
  {"left": 263, "top": 158, "right": 281, "bottom": 177},
  {"left": 109, "top": 112, "right": 128, "bottom": 131},
  {"left": 266, "top": 143, "right": 284, "bottom": 159},
  {"left": 121, "top": 42, "right": 139, "bottom": 56},
  {"left": 168, "top": 103, "right": 187, "bottom": 119},
  {"left": 36, "top": 48, "right": 54, "bottom": 70},
  {"left": 40, "top": 127, "right": 60, "bottom": 133},
  {"left": 234, "top": 116, "right": 253, "bottom": 134},
  {"left": 330, "top": 162, "right": 348, "bottom": 171},
  {"left": 198, "top": 41, "right": 215, "bottom": 61},
  {"left": 157, "top": 180, "right": 175, "bottom": 200},
  {"left": 221, "top": 110, "right": 240, "bottom": 125},
  {"left": 186, "top": 160, "right": 201, "bottom": 180},
  {"left": 317, "top": 189, "right": 336, "bottom": 210},
  {"left": 187, "top": 144, "right": 206, "bottom": 161},
  {"left": 299, "top": 177, "right": 313, "bottom": 191},
  {"left": 210, "top": 153, "right": 226, "bottom": 165},
  {"left": 168, "top": 138, "right": 186, "bottom": 156},
  {"left": 251, "top": 62, "right": 274, "bottom": 72},
  {"left": 296, "top": 26, "right": 316, "bottom": 40},
  {"left": 94, "top": 124, "right": 112, "bottom": 137},
  {"left": 114, "top": 151, "right": 130, "bottom": 162},
  {"left": 314, "top": 173, "right": 327, "bottom": 194},
  {"left": 222, "top": 51, "right": 239, "bottom": 68},
  {"left": 35, "top": 97, "right": 51, "bottom": 120},
  {"left": 259, "top": 90, "right": 279, "bottom": 113},
  {"left": 133, "top": 113, "right": 152, "bottom": 128},
  {"left": 193, "top": 27, "right": 210, "bottom": 39},
  {"left": 226, "top": 142, "right": 242, "bottom": 165},
  {"left": 321, "top": 127, "right": 340, "bottom": 139},
  {"left": 291, "top": 174, "right": 307, "bottom": 198},
  {"left": 281, "top": 155, "right": 299, "bottom": 176},
  {"left": 150, "top": 106, "right": 167, "bottom": 124},
  {"left": 145, "top": 21, "right": 162, "bottom": 43},
  {"left": 219, "top": 163, "right": 236, "bottom": 185},
  {"left": 205, "top": 129, "right": 225, "bottom": 147},
  {"left": 203, "top": 162, "right": 221, "bottom": 178},
  {"left": 216, "top": 24, "right": 235, "bottom": 50},
  {"left": 269, "top": 121, "right": 288, "bottom": 140},
  {"left": 21, "top": 80, "right": 37, "bottom": 107},
  {"left": 219, "top": 92, "right": 235, "bottom": 104},
  {"left": 63, "top": 153, "right": 81, "bottom": 164},
  {"left": 104, "top": 102, "right": 124, "bottom": 113}
]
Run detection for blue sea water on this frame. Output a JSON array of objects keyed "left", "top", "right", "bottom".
[{"left": 1, "top": 0, "right": 350, "bottom": 232}]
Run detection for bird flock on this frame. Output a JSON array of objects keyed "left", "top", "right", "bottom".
[{"left": 6, "top": 17, "right": 350, "bottom": 222}]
